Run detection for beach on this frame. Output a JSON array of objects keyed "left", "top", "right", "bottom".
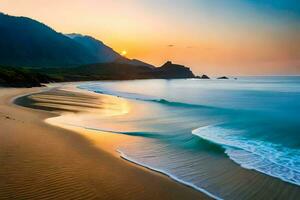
[
  {"left": 2, "top": 79, "right": 300, "bottom": 200},
  {"left": 1, "top": 1, "right": 299, "bottom": 199},
  {"left": 0, "top": 86, "right": 209, "bottom": 200}
]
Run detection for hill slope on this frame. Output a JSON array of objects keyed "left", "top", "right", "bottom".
[
  {"left": 66, "top": 33, "right": 155, "bottom": 68},
  {"left": 66, "top": 33, "right": 122, "bottom": 63},
  {"left": 0, "top": 13, "right": 98, "bottom": 67}
]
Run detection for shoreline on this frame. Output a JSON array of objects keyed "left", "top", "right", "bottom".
[
  {"left": 0, "top": 85, "right": 210, "bottom": 200},
  {"left": 38, "top": 85, "right": 220, "bottom": 199},
  {"left": 117, "top": 149, "right": 222, "bottom": 200},
  {"left": 8, "top": 83, "right": 300, "bottom": 200}
]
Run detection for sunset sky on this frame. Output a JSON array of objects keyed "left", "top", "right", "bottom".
[{"left": 0, "top": 0, "right": 299, "bottom": 75}]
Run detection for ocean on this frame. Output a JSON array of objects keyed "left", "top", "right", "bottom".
[{"left": 78, "top": 76, "right": 300, "bottom": 199}]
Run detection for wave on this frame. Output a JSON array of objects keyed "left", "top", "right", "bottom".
[
  {"left": 78, "top": 86, "right": 213, "bottom": 109},
  {"left": 117, "top": 149, "right": 223, "bottom": 200},
  {"left": 65, "top": 120, "right": 223, "bottom": 199},
  {"left": 85, "top": 127, "right": 170, "bottom": 139},
  {"left": 63, "top": 122, "right": 222, "bottom": 199},
  {"left": 192, "top": 125, "right": 300, "bottom": 186}
]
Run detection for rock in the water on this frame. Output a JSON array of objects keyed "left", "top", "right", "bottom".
[
  {"left": 217, "top": 76, "right": 229, "bottom": 79},
  {"left": 153, "top": 61, "right": 195, "bottom": 79},
  {"left": 195, "top": 75, "right": 210, "bottom": 79},
  {"left": 201, "top": 74, "right": 210, "bottom": 79}
]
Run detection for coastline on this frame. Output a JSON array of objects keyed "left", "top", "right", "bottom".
[
  {"left": 0, "top": 85, "right": 210, "bottom": 200},
  {"left": 7, "top": 82, "right": 300, "bottom": 200}
]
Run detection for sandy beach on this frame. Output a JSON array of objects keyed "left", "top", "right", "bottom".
[
  {"left": 0, "top": 86, "right": 210, "bottom": 200},
  {"left": 2, "top": 83, "right": 300, "bottom": 200},
  {"left": 1, "top": 2, "right": 300, "bottom": 199}
]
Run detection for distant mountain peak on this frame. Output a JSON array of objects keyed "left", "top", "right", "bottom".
[
  {"left": 65, "top": 33, "right": 123, "bottom": 63},
  {"left": 156, "top": 61, "right": 195, "bottom": 78},
  {"left": 161, "top": 61, "right": 186, "bottom": 69},
  {"left": 0, "top": 13, "right": 158, "bottom": 70},
  {"left": 65, "top": 33, "right": 85, "bottom": 39},
  {"left": 0, "top": 13, "right": 97, "bottom": 67},
  {"left": 66, "top": 33, "right": 155, "bottom": 68}
]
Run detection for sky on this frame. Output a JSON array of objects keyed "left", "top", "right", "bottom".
[{"left": 0, "top": 0, "right": 299, "bottom": 75}]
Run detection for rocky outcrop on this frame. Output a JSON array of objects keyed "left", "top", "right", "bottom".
[
  {"left": 217, "top": 76, "right": 229, "bottom": 79},
  {"left": 152, "top": 61, "right": 195, "bottom": 79},
  {"left": 196, "top": 75, "right": 210, "bottom": 79}
]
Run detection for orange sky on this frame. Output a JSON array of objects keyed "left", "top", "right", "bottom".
[{"left": 0, "top": 0, "right": 299, "bottom": 75}]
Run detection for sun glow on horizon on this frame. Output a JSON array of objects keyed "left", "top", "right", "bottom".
[
  {"left": 0, "top": 0, "right": 299, "bottom": 75},
  {"left": 121, "top": 50, "right": 127, "bottom": 56}
]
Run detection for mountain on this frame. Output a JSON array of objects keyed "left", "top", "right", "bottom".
[
  {"left": 0, "top": 61, "right": 197, "bottom": 87},
  {"left": 130, "top": 59, "right": 155, "bottom": 68},
  {"left": 74, "top": 61, "right": 195, "bottom": 80},
  {"left": 0, "top": 13, "right": 156, "bottom": 69},
  {"left": 0, "top": 13, "right": 199, "bottom": 87},
  {"left": 0, "top": 13, "right": 98, "bottom": 67},
  {"left": 65, "top": 33, "right": 121, "bottom": 63},
  {"left": 33, "top": 61, "right": 195, "bottom": 81},
  {"left": 115, "top": 58, "right": 155, "bottom": 69},
  {"left": 153, "top": 61, "right": 195, "bottom": 78},
  {"left": 67, "top": 34, "right": 155, "bottom": 68}
]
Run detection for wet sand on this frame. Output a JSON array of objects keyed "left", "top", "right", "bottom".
[
  {"left": 0, "top": 86, "right": 210, "bottom": 200},
  {"left": 4, "top": 84, "right": 300, "bottom": 200}
]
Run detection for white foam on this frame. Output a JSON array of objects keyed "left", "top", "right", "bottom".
[{"left": 192, "top": 125, "right": 300, "bottom": 186}]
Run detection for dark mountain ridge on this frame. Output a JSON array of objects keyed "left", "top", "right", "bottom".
[
  {"left": 65, "top": 33, "right": 122, "bottom": 63},
  {"left": 0, "top": 61, "right": 196, "bottom": 87},
  {"left": 0, "top": 13, "right": 97, "bottom": 67},
  {"left": 153, "top": 61, "right": 195, "bottom": 78},
  {"left": 0, "top": 13, "right": 201, "bottom": 87},
  {"left": 0, "top": 12, "right": 157, "bottom": 68},
  {"left": 66, "top": 33, "right": 155, "bottom": 68}
]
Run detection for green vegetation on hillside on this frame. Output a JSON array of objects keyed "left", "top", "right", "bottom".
[
  {"left": 0, "top": 66, "right": 51, "bottom": 87},
  {"left": 0, "top": 61, "right": 195, "bottom": 87}
]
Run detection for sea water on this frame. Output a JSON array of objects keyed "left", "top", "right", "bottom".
[{"left": 78, "top": 77, "right": 300, "bottom": 198}]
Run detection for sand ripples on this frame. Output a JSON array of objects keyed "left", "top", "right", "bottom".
[{"left": 1, "top": 88, "right": 208, "bottom": 200}]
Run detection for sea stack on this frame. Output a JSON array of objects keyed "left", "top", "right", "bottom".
[{"left": 217, "top": 76, "right": 229, "bottom": 79}]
